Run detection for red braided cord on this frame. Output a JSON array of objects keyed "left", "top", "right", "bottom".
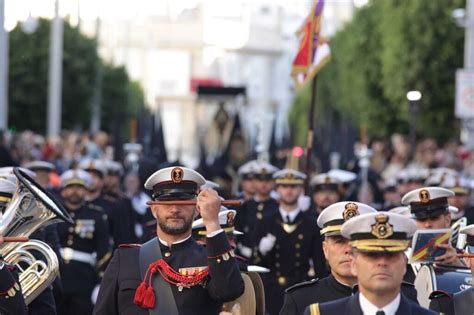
[{"left": 148, "top": 259, "right": 209, "bottom": 287}]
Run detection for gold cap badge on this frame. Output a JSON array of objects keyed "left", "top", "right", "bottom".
[
  {"left": 419, "top": 189, "right": 430, "bottom": 203},
  {"left": 171, "top": 167, "right": 184, "bottom": 183},
  {"left": 371, "top": 214, "right": 393, "bottom": 239},
  {"left": 343, "top": 202, "right": 359, "bottom": 221},
  {"left": 227, "top": 211, "right": 235, "bottom": 227}
]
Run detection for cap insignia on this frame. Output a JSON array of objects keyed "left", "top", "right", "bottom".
[
  {"left": 227, "top": 211, "right": 235, "bottom": 227},
  {"left": 419, "top": 189, "right": 430, "bottom": 203},
  {"left": 371, "top": 214, "right": 393, "bottom": 239},
  {"left": 343, "top": 202, "right": 359, "bottom": 221},
  {"left": 171, "top": 167, "right": 184, "bottom": 183},
  {"left": 261, "top": 168, "right": 268, "bottom": 176},
  {"left": 324, "top": 176, "right": 331, "bottom": 184}
]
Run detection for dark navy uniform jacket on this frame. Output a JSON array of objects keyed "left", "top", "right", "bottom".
[
  {"left": 0, "top": 262, "right": 27, "bottom": 315},
  {"left": 280, "top": 275, "right": 352, "bottom": 315},
  {"left": 89, "top": 194, "right": 135, "bottom": 248},
  {"left": 303, "top": 292, "right": 436, "bottom": 315},
  {"left": 57, "top": 203, "right": 112, "bottom": 287},
  {"left": 255, "top": 210, "right": 324, "bottom": 315},
  {"left": 281, "top": 275, "right": 419, "bottom": 315},
  {"left": 93, "top": 231, "right": 244, "bottom": 315},
  {"left": 235, "top": 197, "right": 279, "bottom": 262}
]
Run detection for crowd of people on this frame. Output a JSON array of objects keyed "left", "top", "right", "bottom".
[{"left": 0, "top": 128, "right": 473, "bottom": 315}]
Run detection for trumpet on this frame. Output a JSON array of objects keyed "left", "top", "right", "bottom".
[{"left": 0, "top": 168, "right": 73, "bottom": 304}]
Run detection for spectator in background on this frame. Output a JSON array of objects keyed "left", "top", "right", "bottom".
[{"left": 0, "top": 130, "right": 17, "bottom": 167}]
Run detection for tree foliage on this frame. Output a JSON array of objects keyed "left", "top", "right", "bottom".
[
  {"left": 290, "top": 0, "right": 465, "bottom": 144},
  {"left": 8, "top": 18, "right": 145, "bottom": 135}
]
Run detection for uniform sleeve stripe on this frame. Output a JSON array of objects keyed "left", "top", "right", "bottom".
[
  {"left": 310, "top": 303, "right": 320, "bottom": 315},
  {"left": 97, "top": 251, "right": 112, "bottom": 268}
]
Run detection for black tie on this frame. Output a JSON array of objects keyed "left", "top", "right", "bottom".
[
  {"left": 286, "top": 215, "right": 291, "bottom": 224},
  {"left": 376, "top": 311, "right": 385, "bottom": 315}
]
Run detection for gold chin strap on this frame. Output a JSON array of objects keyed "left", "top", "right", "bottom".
[
  {"left": 0, "top": 196, "right": 12, "bottom": 203},
  {"left": 320, "top": 225, "right": 342, "bottom": 235},
  {"left": 350, "top": 239, "right": 409, "bottom": 252}
]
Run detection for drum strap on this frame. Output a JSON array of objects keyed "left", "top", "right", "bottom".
[
  {"left": 139, "top": 237, "right": 179, "bottom": 315},
  {"left": 453, "top": 287, "right": 473, "bottom": 315}
]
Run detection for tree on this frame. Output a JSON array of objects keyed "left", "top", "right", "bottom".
[
  {"left": 8, "top": 18, "right": 146, "bottom": 136},
  {"left": 9, "top": 18, "right": 97, "bottom": 133},
  {"left": 289, "top": 0, "right": 465, "bottom": 143}
]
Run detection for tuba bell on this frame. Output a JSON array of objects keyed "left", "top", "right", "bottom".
[{"left": 0, "top": 167, "right": 74, "bottom": 304}]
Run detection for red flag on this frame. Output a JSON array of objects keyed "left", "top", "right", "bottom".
[{"left": 291, "top": 0, "right": 331, "bottom": 89}]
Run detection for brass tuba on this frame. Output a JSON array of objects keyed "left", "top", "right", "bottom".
[{"left": 0, "top": 168, "right": 73, "bottom": 304}]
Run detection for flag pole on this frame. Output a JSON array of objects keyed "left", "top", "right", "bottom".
[{"left": 304, "top": 75, "right": 318, "bottom": 193}]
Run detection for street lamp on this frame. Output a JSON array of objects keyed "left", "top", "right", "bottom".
[{"left": 407, "top": 90, "right": 422, "bottom": 158}]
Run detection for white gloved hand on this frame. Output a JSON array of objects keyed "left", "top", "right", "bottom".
[
  {"left": 259, "top": 233, "right": 276, "bottom": 256},
  {"left": 298, "top": 195, "right": 311, "bottom": 211},
  {"left": 91, "top": 284, "right": 100, "bottom": 305}
]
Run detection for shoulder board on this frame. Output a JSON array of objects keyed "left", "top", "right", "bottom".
[
  {"left": 119, "top": 244, "right": 142, "bottom": 249},
  {"left": 285, "top": 278, "right": 319, "bottom": 293},
  {"left": 401, "top": 281, "right": 415, "bottom": 288},
  {"left": 429, "top": 290, "right": 452, "bottom": 300}
]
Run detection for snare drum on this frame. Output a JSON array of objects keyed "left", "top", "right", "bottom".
[{"left": 414, "top": 264, "right": 472, "bottom": 308}]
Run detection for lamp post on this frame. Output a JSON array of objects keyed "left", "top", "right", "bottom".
[
  {"left": 453, "top": 0, "right": 474, "bottom": 149},
  {"left": 407, "top": 90, "right": 422, "bottom": 159},
  {"left": 0, "top": 0, "right": 7, "bottom": 130},
  {"left": 47, "top": 0, "right": 63, "bottom": 138}
]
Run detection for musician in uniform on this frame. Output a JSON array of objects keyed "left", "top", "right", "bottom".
[
  {"left": 235, "top": 161, "right": 279, "bottom": 262},
  {"left": 252, "top": 169, "right": 320, "bottom": 314},
  {"left": 401, "top": 187, "right": 465, "bottom": 270},
  {"left": 280, "top": 201, "right": 377, "bottom": 315},
  {"left": 0, "top": 237, "right": 28, "bottom": 315},
  {"left": 429, "top": 224, "right": 474, "bottom": 315},
  {"left": 103, "top": 160, "right": 138, "bottom": 242},
  {"left": 93, "top": 166, "right": 244, "bottom": 315},
  {"left": 0, "top": 175, "right": 58, "bottom": 315},
  {"left": 236, "top": 160, "right": 257, "bottom": 201},
  {"left": 57, "top": 170, "right": 112, "bottom": 315},
  {"left": 309, "top": 174, "right": 341, "bottom": 218},
  {"left": 78, "top": 159, "right": 135, "bottom": 247},
  {"left": 304, "top": 212, "right": 435, "bottom": 315}
]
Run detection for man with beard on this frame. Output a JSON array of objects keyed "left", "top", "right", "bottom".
[
  {"left": 93, "top": 166, "right": 244, "bottom": 315},
  {"left": 280, "top": 201, "right": 377, "bottom": 315},
  {"left": 79, "top": 159, "right": 135, "bottom": 248},
  {"left": 304, "top": 212, "right": 435, "bottom": 315},
  {"left": 310, "top": 174, "right": 341, "bottom": 218},
  {"left": 235, "top": 161, "right": 279, "bottom": 263},
  {"left": 57, "top": 170, "right": 112, "bottom": 315},
  {"left": 255, "top": 169, "right": 321, "bottom": 314}
]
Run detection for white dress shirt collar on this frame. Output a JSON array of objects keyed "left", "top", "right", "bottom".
[
  {"left": 359, "top": 292, "right": 400, "bottom": 315},
  {"left": 158, "top": 234, "right": 192, "bottom": 247},
  {"left": 279, "top": 207, "right": 301, "bottom": 223}
]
